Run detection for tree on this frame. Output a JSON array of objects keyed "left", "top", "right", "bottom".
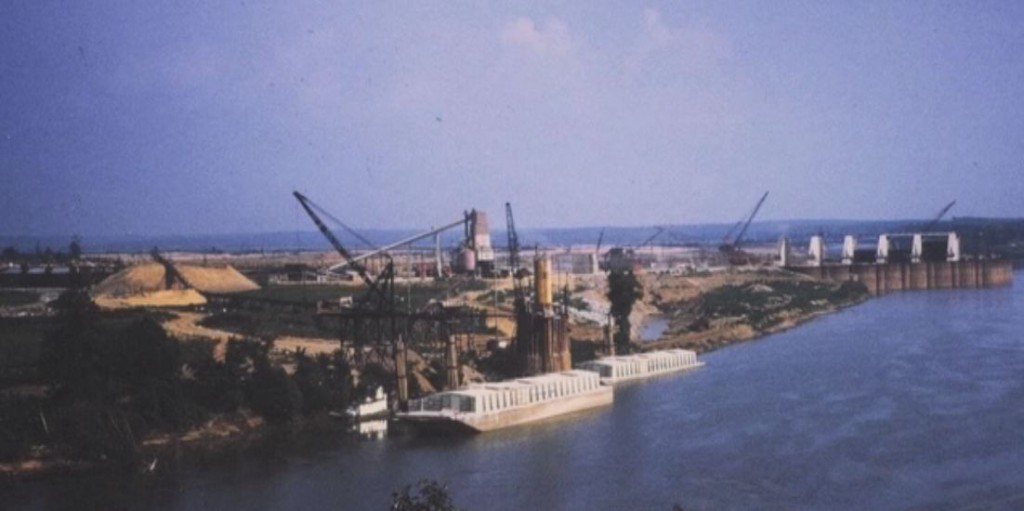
[
  {"left": 104, "top": 318, "right": 184, "bottom": 428},
  {"left": 248, "top": 362, "right": 303, "bottom": 423},
  {"left": 39, "top": 288, "right": 104, "bottom": 402},
  {"left": 68, "top": 236, "right": 83, "bottom": 261},
  {"left": 0, "top": 246, "right": 18, "bottom": 262},
  {"left": 293, "top": 350, "right": 329, "bottom": 415},
  {"left": 391, "top": 480, "right": 462, "bottom": 511},
  {"left": 607, "top": 269, "right": 643, "bottom": 354}
]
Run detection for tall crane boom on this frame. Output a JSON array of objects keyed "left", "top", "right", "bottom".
[
  {"left": 293, "top": 191, "right": 389, "bottom": 303},
  {"left": 731, "top": 191, "right": 769, "bottom": 250},
  {"left": 636, "top": 226, "right": 665, "bottom": 249},
  {"left": 505, "top": 202, "right": 520, "bottom": 280},
  {"left": 923, "top": 200, "right": 956, "bottom": 232},
  {"left": 328, "top": 217, "right": 467, "bottom": 272}
]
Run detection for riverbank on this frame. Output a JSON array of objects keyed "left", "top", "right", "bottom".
[
  {"left": 640, "top": 269, "right": 871, "bottom": 354},
  {"left": 0, "top": 410, "right": 270, "bottom": 479}
]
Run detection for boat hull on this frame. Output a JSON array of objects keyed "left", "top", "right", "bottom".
[
  {"left": 398, "top": 386, "right": 613, "bottom": 434},
  {"left": 601, "top": 361, "right": 705, "bottom": 385}
]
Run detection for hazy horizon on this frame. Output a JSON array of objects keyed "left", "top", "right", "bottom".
[{"left": 3, "top": 2, "right": 1023, "bottom": 236}]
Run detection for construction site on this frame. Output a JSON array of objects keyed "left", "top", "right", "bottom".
[{"left": 2, "top": 191, "right": 1017, "bottom": 424}]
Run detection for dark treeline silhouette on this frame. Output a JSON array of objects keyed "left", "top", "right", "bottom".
[{"left": 0, "top": 285, "right": 352, "bottom": 468}]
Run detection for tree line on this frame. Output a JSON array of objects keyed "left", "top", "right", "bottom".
[{"left": 0, "top": 286, "right": 354, "bottom": 467}]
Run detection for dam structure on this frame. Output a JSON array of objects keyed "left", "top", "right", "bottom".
[{"left": 781, "top": 231, "right": 1013, "bottom": 294}]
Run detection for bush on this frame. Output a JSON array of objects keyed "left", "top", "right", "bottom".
[
  {"left": 248, "top": 363, "right": 302, "bottom": 424},
  {"left": 391, "top": 480, "right": 462, "bottom": 511}
]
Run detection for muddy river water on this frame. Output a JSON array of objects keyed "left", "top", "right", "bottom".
[{"left": 6, "top": 272, "right": 1024, "bottom": 510}]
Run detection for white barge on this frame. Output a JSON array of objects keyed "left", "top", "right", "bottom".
[
  {"left": 397, "top": 370, "right": 612, "bottom": 434},
  {"left": 577, "top": 349, "right": 704, "bottom": 385}
]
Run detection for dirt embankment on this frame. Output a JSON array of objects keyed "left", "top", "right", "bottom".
[{"left": 640, "top": 268, "right": 870, "bottom": 354}]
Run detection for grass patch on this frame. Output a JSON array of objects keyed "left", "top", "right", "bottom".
[{"left": 696, "top": 280, "right": 868, "bottom": 330}]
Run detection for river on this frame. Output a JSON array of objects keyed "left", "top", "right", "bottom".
[{"left": 5, "top": 273, "right": 1024, "bottom": 510}]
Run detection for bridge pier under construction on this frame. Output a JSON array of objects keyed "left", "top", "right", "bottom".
[{"left": 782, "top": 231, "right": 1013, "bottom": 294}]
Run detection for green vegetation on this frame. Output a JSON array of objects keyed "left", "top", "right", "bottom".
[
  {"left": 607, "top": 269, "right": 643, "bottom": 354},
  {"left": 0, "top": 288, "right": 353, "bottom": 469},
  {"left": 694, "top": 280, "right": 868, "bottom": 331},
  {"left": 555, "top": 286, "right": 590, "bottom": 311},
  {"left": 391, "top": 480, "right": 462, "bottom": 511}
]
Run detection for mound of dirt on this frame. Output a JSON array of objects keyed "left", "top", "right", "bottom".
[
  {"left": 92, "top": 263, "right": 167, "bottom": 296},
  {"left": 93, "top": 262, "right": 259, "bottom": 298},
  {"left": 176, "top": 265, "right": 260, "bottom": 294},
  {"left": 94, "top": 289, "right": 208, "bottom": 309}
]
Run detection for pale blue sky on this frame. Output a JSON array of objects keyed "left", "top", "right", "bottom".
[{"left": 2, "top": 1, "right": 1023, "bottom": 236}]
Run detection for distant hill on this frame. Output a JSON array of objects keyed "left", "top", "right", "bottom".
[{"left": 3, "top": 217, "right": 1022, "bottom": 255}]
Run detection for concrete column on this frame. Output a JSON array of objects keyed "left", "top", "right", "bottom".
[
  {"left": 876, "top": 235, "right": 890, "bottom": 264},
  {"left": 808, "top": 235, "right": 825, "bottom": 267},
  {"left": 395, "top": 338, "right": 409, "bottom": 412},
  {"left": 434, "top": 233, "right": 442, "bottom": 277},
  {"left": 778, "top": 237, "right": 791, "bottom": 267},
  {"left": 911, "top": 234, "right": 923, "bottom": 263},
  {"left": 947, "top": 232, "right": 961, "bottom": 262},
  {"left": 842, "top": 235, "right": 857, "bottom": 265},
  {"left": 445, "top": 330, "right": 460, "bottom": 390}
]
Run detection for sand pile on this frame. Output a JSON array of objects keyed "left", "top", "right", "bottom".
[
  {"left": 176, "top": 265, "right": 260, "bottom": 294},
  {"left": 94, "top": 289, "right": 208, "bottom": 309},
  {"left": 93, "top": 262, "right": 259, "bottom": 307},
  {"left": 92, "top": 263, "right": 168, "bottom": 296}
]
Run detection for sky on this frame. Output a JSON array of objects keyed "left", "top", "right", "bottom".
[{"left": 2, "top": 1, "right": 1023, "bottom": 237}]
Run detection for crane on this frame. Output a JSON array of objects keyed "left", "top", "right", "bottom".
[
  {"left": 923, "top": 200, "right": 956, "bottom": 232},
  {"left": 720, "top": 191, "right": 769, "bottom": 253},
  {"left": 505, "top": 202, "right": 524, "bottom": 303},
  {"left": 636, "top": 226, "right": 665, "bottom": 250},
  {"left": 595, "top": 228, "right": 605, "bottom": 256},
  {"left": 150, "top": 247, "right": 190, "bottom": 290},
  {"left": 293, "top": 191, "right": 394, "bottom": 311},
  {"left": 327, "top": 217, "right": 467, "bottom": 273}
]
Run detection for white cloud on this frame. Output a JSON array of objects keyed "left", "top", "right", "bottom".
[
  {"left": 501, "top": 17, "right": 573, "bottom": 56},
  {"left": 631, "top": 7, "right": 732, "bottom": 71}
]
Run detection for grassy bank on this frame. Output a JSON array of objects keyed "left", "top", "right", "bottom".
[{"left": 646, "top": 271, "right": 870, "bottom": 353}]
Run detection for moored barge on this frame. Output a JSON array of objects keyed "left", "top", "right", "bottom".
[
  {"left": 577, "top": 349, "right": 704, "bottom": 385},
  {"left": 396, "top": 370, "right": 612, "bottom": 434}
]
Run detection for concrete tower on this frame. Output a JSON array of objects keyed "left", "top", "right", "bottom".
[
  {"left": 808, "top": 235, "right": 826, "bottom": 267},
  {"left": 841, "top": 235, "right": 857, "bottom": 265}
]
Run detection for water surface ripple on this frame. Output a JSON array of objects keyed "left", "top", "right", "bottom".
[{"left": 6, "top": 275, "right": 1024, "bottom": 510}]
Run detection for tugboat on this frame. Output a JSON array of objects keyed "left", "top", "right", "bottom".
[{"left": 343, "top": 386, "right": 389, "bottom": 420}]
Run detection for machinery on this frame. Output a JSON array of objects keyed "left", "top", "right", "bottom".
[
  {"left": 451, "top": 209, "right": 495, "bottom": 276},
  {"left": 719, "top": 191, "right": 769, "bottom": 264},
  {"left": 507, "top": 202, "right": 571, "bottom": 376},
  {"left": 150, "top": 247, "right": 191, "bottom": 290},
  {"left": 293, "top": 191, "right": 396, "bottom": 342}
]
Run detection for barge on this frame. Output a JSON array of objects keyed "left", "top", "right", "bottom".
[
  {"left": 577, "top": 349, "right": 704, "bottom": 385},
  {"left": 397, "top": 370, "right": 612, "bottom": 434}
]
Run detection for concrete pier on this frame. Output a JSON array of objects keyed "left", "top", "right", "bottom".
[{"left": 789, "top": 259, "right": 1013, "bottom": 294}]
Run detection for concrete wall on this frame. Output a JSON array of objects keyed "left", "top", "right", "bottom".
[
  {"left": 788, "top": 259, "right": 1013, "bottom": 294},
  {"left": 515, "top": 311, "right": 572, "bottom": 376}
]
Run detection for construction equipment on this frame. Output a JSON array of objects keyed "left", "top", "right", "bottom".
[
  {"left": 327, "top": 218, "right": 467, "bottom": 274},
  {"left": 506, "top": 202, "right": 525, "bottom": 304},
  {"left": 150, "top": 247, "right": 190, "bottom": 290},
  {"left": 293, "top": 191, "right": 395, "bottom": 320},
  {"left": 600, "top": 227, "right": 665, "bottom": 272},
  {"left": 719, "top": 191, "right": 769, "bottom": 263},
  {"left": 637, "top": 226, "right": 665, "bottom": 250},
  {"left": 923, "top": 200, "right": 956, "bottom": 232}
]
